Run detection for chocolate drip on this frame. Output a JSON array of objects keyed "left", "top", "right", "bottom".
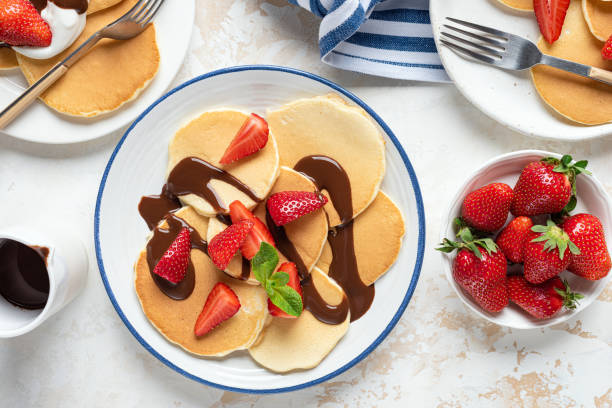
[
  {"left": 0, "top": 239, "right": 50, "bottom": 310},
  {"left": 215, "top": 213, "right": 251, "bottom": 281},
  {"left": 294, "top": 155, "right": 374, "bottom": 322},
  {"left": 138, "top": 185, "right": 181, "bottom": 230},
  {"left": 30, "top": 0, "right": 88, "bottom": 14},
  {"left": 146, "top": 214, "right": 207, "bottom": 300},
  {"left": 265, "top": 210, "right": 309, "bottom": 279},
  {"left": 301, "top": 276, "right": 349, "bottom": 325},
  {"left": 167, "top": 157, "right": 261, "bottom": 212}
]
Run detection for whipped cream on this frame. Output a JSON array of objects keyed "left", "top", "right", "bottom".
[{"left": 12, "top": 2, "right": 86, "bottom": 60}]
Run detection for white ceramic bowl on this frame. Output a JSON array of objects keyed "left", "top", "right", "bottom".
[
  {"left": 95, "top": 66, "right": 425, "bottom": 393},
  {"left": 429, "top": 0, "right": 612, "bottom": 140},
  {"left": 440, "top": 150, "right": 612, "bottom": 329}
]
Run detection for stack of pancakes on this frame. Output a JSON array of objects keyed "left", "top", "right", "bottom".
[
  {"left": 0, "top": 0, "right": 159, "bottom": 118},
  {"left": 134, "top": 95, "right": 406, "bottom": 372}
]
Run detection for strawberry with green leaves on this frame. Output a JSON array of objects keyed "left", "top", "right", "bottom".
[
  {"left": 508, "top": 275, "right": 582, "bottom": 319},
  {"left": 461, "top": 182, "right": 513, "bottom": 233},
  {"left": 437, "top": 219, "right": 509, "bottom": 313},
  {"left": 511, "top": 155, "right": 590, "bottom": 217},
  {"left": 562, "top": 213, "right": 612, "bottom": 280},
  {"left": 252, "top": 242, "right": 303, "bottom": 317},
  {"left": 523, "top": 220, "right": 580, "bottom": 284},
  {"left": 496, "top": 216, "right": 534, "bottom": 264}
]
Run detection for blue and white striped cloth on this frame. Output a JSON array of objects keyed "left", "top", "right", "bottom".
[{"left": 288, "top": 0, "right": 449, "bottom": 82}]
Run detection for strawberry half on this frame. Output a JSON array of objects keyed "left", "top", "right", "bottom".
[
  {"left": 194, "top": 282, "right": 241, "bottom": 337},
  {"left": 266, "top": 191, "right": 328, "bottom": 226},
  {"left": 229, "top": 200, "right": 275, "bottom": 260},
  {"left": 153, "top": 227, "right": 191, "bottom": 284},
  {"left": 603, "top": 34, "right": 612, "bottom": 61},
  {"left": 208, "top": 219, "right": 254, "bottom": 270},
  {"left": 0, "top": 0, "right": 52, "bottom": 47},
  {"left": 534, "top": 0, "right": 570, "bottom": 44},
  {"left": 268, "top": 262, "right": 302, "bottom": 318},
  {"left": 219, "top": 113, "right": 269, "bottom": 165},
  {"left": 508, "top": 275, "right": 582, "bottom": 319}
]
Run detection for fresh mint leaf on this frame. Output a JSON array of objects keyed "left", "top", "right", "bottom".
[
  {"left": 268, "top": 285, "right": 303, "bottom": 317},
  {"left": 251, "top": 242, "right": 278, "bottom": 285},
  {"left": 269, "top": 271, "right": 289, "bottom": 287}
]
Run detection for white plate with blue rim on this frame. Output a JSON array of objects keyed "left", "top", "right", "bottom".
[
  {"left": 0, "top": 0, "right": 194, "bottom": 144},
  {"left": 429, "top": 0, "right": 612, "bottom": 140},
  {"left": 95, "top": 66, "right": 425, "bottom": 393}
]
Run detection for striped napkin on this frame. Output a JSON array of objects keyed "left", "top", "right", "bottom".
[{"left": 287, "top": 0, "right": 450, "bottom": 82}]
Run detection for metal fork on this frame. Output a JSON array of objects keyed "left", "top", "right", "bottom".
[
  {"left": 0, "top": 0, "right": 165, "bottom": 129},
  {"left": 440, "top": 17, "right": 612, "bottom": 86}
]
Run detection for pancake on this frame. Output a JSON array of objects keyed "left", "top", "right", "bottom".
[
  {"left": 207, "top": 166, "right": 329, "bottom": 283},
  {"left": 88, "top": 0, "right": 124, "bottom": 15},
  {"left": 316, "top": 191, "right": 405, "bottom": 286},
  {"left": 168, "top": 110, "right": 280, "bottom": 217},
  {"left": 134, "top": 206, "right": 268, "bottom": 357},
  {"left": 267, "top": 94, "right": 386, "bottom": 227},
  {"left": 248, "top": 267, "right": 350, "bottom": 372},
  {"left": 496, "top": 0, "right": 533, "bottom": 11},
  {"left": 0, "top": 48, "right": 18, "bottom": 70},
  {"left": 583, "top": 0, "right": 612, "bottom": 41},
  {"left": 531, "top": 0, "right": 612, "bottom": 125},
  {"left": 17, "top": 0, "right": 160, "bottom": 117}
]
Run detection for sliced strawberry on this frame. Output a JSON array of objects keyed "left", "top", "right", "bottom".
[
  {"left": 194, "top": 282, "right": 241, "bottom": 336},
  {"left": 153, "top": 227, "right": 191, "bottom": 284},
  {"left": 603, "top": 34, "right": 612, "bottom": 60},
  {"left": 0, "top": 0, "right": 52, "bottom": 47},
  {"left": 266, "top": 191, "right": 328, "bottom": 226},
  {"left": 207, "top": 219, "right": 254, "bottom": 270},
  {"left": 534, "top": 0, "right": 570, "bottom": 44},
  {"left": 229, "top": 200, "right": 275, "bottom": 260},
  {"left": 268, "top": 262, "right": 302, "bottom": 318},
  {"left": 219, "top": 113, "right": 269, "bottom": 165}
]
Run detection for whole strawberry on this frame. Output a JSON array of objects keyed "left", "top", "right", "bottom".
[
  {"left": 562, "top": 213, "right": 611, "bottom": 280},
  {"left": 523, "top": 220, "right": 580, "bottom": 284},
  {"left": 496, "top": 216, "right": 534, "bottom": 263},
  {"left": 437, "top": 220, "right": 509, "bottom": 313},
  {"left": 511, "top": 155, "right": 589, "bottom": 216},
  {"left": 508, "top": 275, "right": 582, "bottom": 319},
  {"left": 0, "top": 0, "right": 52, "bottom": 47},
  {"left": 461, "top": 183, "right": 513, "bottom": 232}
]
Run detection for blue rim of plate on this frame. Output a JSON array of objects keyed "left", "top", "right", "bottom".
[{"left": 94, "top": 65, "right": 426, "bottom": 394}]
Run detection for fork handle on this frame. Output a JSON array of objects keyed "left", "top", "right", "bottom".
[
  {"left": 0, "top": 32, "right": 102, "bottom": 130},
  {"left": 541, "top": 55, "right": 612, "bottom": 86},
  {"left": 589, "top": 67, "right": 612, "bottom": 85}
]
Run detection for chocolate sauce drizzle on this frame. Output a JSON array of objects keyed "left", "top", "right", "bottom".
[
  {"left": 138, "top": 185, "right": 181, "bottom": 230},
  {"left": 167, "top": 157, "right": 261, "bottom": 213},
  {"left": 145, "top": 214, "right": 207, "bottom": 300},
  {"left": 30, "top": 0, "right": 88, "bottom": 14}
]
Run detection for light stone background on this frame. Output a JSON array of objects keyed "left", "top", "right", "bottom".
[{"left": 1, "top": 1, "right": 612, "bottom": 407}]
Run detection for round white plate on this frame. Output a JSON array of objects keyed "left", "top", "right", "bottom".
[
  {"left": 429, "top": 0, "right": 612, "bottom": 140},
  {"left": 440, "top": 150, "right": 612, "bottom": 329},
  {"left": 0, "top": 0, "right": 195, "bottom": 144},
  {"left": 95, "top": 66, "right": 425, "bottom": 393}
]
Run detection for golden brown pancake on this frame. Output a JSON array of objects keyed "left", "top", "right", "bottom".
[
  {"left": 316, "top": 191, "right": 405, "bottom": 286},
  {"left": 267, "top": 94, "right": 386, "bottom": 227},
  {"left": 168, "top": 110, "right": 280, "bottom": 217},
  {"left": 207, "top": 166, "right": 328, "bottom": 284},
  {"left": 88, "top": 0, "right": 124, "bottom": 15},
  {"left": 135, "top": 206, "right": 268, "bottom": 357},
  {"left": 17, "top": 0, "right": 160, "bottom": 117},
  {"left": 583, "top": 0, "right": 612, "bottom": 41},
  {"left": 0, "top": 48, "right": 18, "bottom": 70},
  {"left": 248, "top": 267, "right": 350, "bottom": 372},
  {"left": 531, "top": 0, "right": 612, "bottom": 125},
  {"left": 497, "top": 0, "right": 533, "bottom": 11}
]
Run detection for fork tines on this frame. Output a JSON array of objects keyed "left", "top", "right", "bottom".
[{"left": 440, "top": 17, "right": 509, "bottom": 65}]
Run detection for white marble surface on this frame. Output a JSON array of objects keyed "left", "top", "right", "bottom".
[{"left": 1, "top": 1, "right": 612, "bottom": 406}]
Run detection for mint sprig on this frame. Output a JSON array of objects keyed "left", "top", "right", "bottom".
[{"left": 252, "top": 242, "right": 303, "bottom": 317}]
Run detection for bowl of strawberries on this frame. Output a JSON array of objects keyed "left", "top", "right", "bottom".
[{"left": 438, "top": 150, "right": 612, "bottom": 329}]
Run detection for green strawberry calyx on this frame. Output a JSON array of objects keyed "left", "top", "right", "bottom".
[
  {"left": 554, "top": 279, "right": 584, "bottom": 310},
  {"left": 436, "top": 218, "right": 498, "bottom": 260},
  {"left": 542, "top": 154, "right": 591, "bottom": 197},
  {"left": 530, "top": 220, "right": 581, "bottom": 260}
]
